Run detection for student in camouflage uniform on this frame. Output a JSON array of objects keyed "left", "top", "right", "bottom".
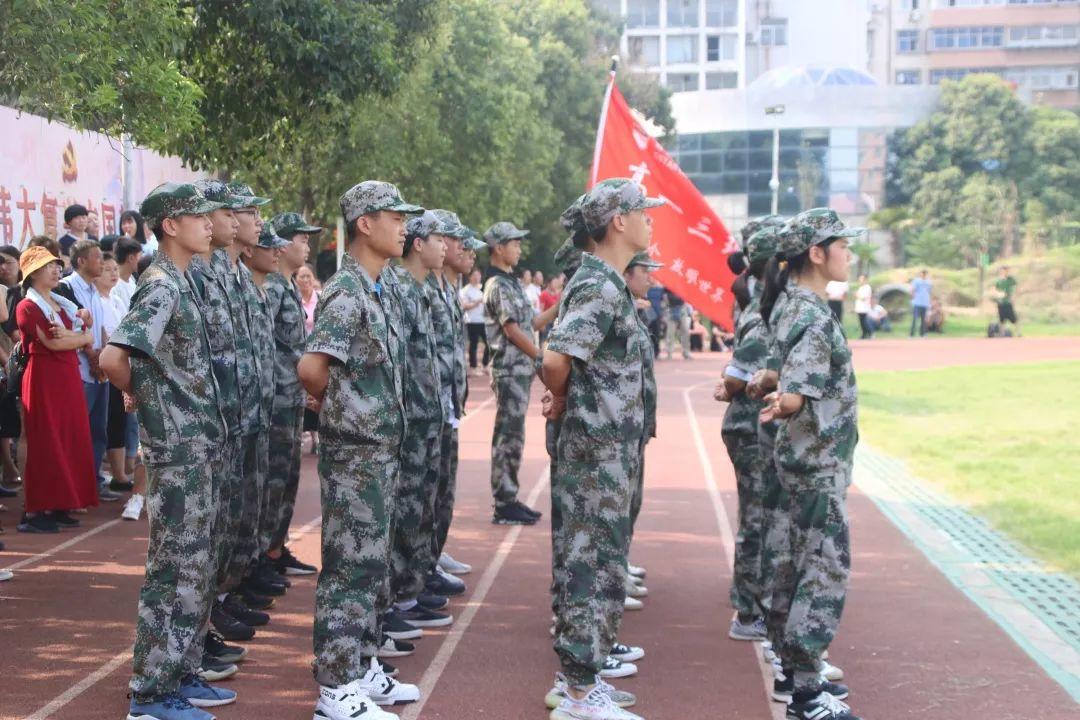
[
  {"left": 297, "top": 181, "right": 423, "bottom": 720},
  {"left": 541, "top": 179, "right": 664, "bottom": 720},
  {"left": 265, "top": 212, "right": 323, "bottom": 577},
  {"left": 100, "top": 183, "right": 237, "bottom": 720},
  {"left": 483, "top": 221, "right": 546, "bottom": 525},
  {"left": 758, "top": 208, "right": 862, "bottom": 720},
  {"left": 387, "top": 211, "right": 454, "bottom": 626}
]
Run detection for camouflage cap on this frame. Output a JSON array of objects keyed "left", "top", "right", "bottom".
[
  {"left": 553, "top": 236, "right": 583, "bottom": 272},
  {"left": 406, "top": 210, "right": 451, "bottom": 240},
  {"left": 140, "top": 182, "right": 223, "bottom": 227},
  {"left": 272, "top": 211, "right": 323, "bottom": 238},
  {"left": 777, "top": 208, "right": 864, "bottom": 259},
  {"left": 580, "top": 178, "right": 664, "bottom": 230},
  {"left": 740, "top": 214, "right": 785, "bottom": 248},
  {"left": 462, "top": 228, "right": 487, "bottom": 251},
  {"left": 430, "top": 209, "right": 469, "bottom": 239},
  {"left": 194, "top": 179, "right": 248, "bottom": 210},
  {"left": 484, "top": 221, "right": 529, "bottom": 247},
  {"left": 339, "top": 181, "right": 423, "bottom": 223},
  {"left": 627, "top": 251, "right": 664, "bottom": 271},
  {"left": 560, "top": 194, "right": 590, "bottom": 233},
  {"left": 256, "top": 224, "right": 290, "bottom": 250},
  {"left": 745, "top": 225, "right": 783, "bottom": 264},
  {"left": 226, "top": 182, "right": 271, "bottom": 207}
]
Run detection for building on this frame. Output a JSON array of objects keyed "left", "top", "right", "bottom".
[{"left": 868, "top": 0, "right": 1079, "bottom": 108}]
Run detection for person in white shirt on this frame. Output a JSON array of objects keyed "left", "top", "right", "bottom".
[
  {"left": 854, "top": 274, "right": 873, "bottom": 339},
  {"left": 112, "top": 237, "right": 143, "bottom": 311},
  {"left": 460, "top": 269, "right": 488, "bottom": 375},
  {"left": 825, "top": 279, "right": 848, "bottom": 323}
]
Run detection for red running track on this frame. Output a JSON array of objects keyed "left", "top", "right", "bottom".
[{"left": 1, "top": 336, "right": 1077, "bottom": 720}]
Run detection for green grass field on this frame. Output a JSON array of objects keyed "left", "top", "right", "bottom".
[
  {"left": 857, "top": 361, "right": 1080, "bottom": 577},
  {"left": 842, "top": 314, "right": 1080, "bottom": 339}
]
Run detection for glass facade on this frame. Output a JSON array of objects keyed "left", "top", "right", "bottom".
[{"left": 668, "top": 128, "right": 888, "bottom": 216}]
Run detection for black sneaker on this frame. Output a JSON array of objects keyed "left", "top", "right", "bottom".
[
  {"left": 223, "top": 593, "right": 269, "bottom": 627},
  {"left": 786, "top": 691, "right": 861, "bottom": 720},
  {"left": 416, "top": 591, "right": 448, "bottom": 610},
  {"left": 772, "top": 673, "right": 793, "bottom": 703},
  {"left": 109, "top": 478, "right": 135, "bottom": 492},
  {"left": 239, "top": 586, "right": 275, "bottom": 610},
  {"left": 0, "top": 485, "right": 17, "bottom": 498},
  {"left": 205, "top": 630, "right": 247, "bottom": 664},
  {"left": 244, "top": 573, "right": 286, "bottom": 597},
  {"left": 276, "top": 546, "right": 317, "bottom": 576},
  {"left": 383, "top": 610, "right": 424, "bottom": 641},
  {"left": 377, "top": 636, "right": 415, "bottom": 658},
  {"left": 514, "top": 500, "right": 542, "bottom": 519},
  {"left": 211, "top": 600, "right": 255, "bottom": 641},
  {"left": 17, "top": 513, "right": 59, "bottom": 533},
  {"left": 48, "top": 511, "right": 81, "bottom": 528},
  {"left": 492, "top": 502, "right": 538, "bottom": 526},
  {"left": 197, "top": 654, "right": 239, "bottom": 682},
  {"left": 378, "top": 659, "right": 398, "bottom": 678},
  {"left": 258, "top": 555, "right": 291, "bottom": 588},
  {"left": 397, "top": 604, "right": 453, "bottom": 628},
  {"left": 425, "top": 570, "right": 465, "bottom": 597}
]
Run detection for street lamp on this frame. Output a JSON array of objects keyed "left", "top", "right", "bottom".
[{"left": 765, "top": 104, "right": 785, "bottom": 215}]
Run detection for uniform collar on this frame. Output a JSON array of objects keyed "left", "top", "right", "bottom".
[{"left": 580, "top": 253, "right": 630, "bottom": 294}]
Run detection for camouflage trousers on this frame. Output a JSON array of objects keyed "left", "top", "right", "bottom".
[
  {"left": 213, "top": 435, "right": 241, "bottom": 592},
  {"left": 222, "top": 432, "right": 268, "bottom": 590},
  {"left": 777, "top": 469, "right": 851, "bottom": 693},
  {"left": 431, "top": 422, "right": 459, "bottom": 566},
  {"left": 313, "top": 443, "right": 399, "bottom": 687},
  {"left": 264, "top": 408, "right": 304, "bottom": 553},
  {"left": 546, "top": 417, "right": 564, "bottom": 617},
  {"left": 130, "top": 447, "right": 220, "bottom": 701},
  {"left": 490, "top": 373, "right": 532, "bottom": 506},
  {"left": 629, "top": 439, "right": 647, "bottom": 542},
  {"left": 724, "top": 433, "right": 767, "bottom": 621},
  {"left": 552, "top": 445, "right": 636, "bottom": 686},
  {"left": 391, "top": 418, "right": 442, "bottom": 602},
  {"left": 760, "top": 447, "right": 792, "bottom": 652}
]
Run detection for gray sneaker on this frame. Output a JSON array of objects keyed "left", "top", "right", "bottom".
[{"left": 98, "top": 485, "right": 123, "bottom": 502}]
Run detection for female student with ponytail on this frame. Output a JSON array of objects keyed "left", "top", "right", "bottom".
[{"left": 757, "top": 208, "right": 863, "bottom": 720}]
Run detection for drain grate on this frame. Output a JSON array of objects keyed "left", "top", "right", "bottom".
[{"left": 855, "top": 446, "right": 1080, "bottom": 654}]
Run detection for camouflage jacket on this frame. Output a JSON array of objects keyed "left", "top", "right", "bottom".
[
  {"left": 265, "top": 273, "right": 306, "bottom": 419},
  {"left": 773, "top": 285, "right": 859, "bottom": 479},
  {"left": 757, "top": 290, "right": 788, "bottom": 446},
  {"left": 483, "top": 267, "right": 535, "bottom": 377},
  {"left": 109, "top": 253, "right": 224, "bottom": 463},
  {"left": 211, "top": 249, "right": 264, "bottom": 435},
  {"left": 722, "top": 286, "right": 768, "bottom": 442},
  {"left": 189, "top": 254, "right": 241, "bottom": 436},
  {"left": 638, "top": 311, "right": 657, "bottom": 440},
  {"left": 248, "top": 280, "right": 276, "bottom": 426},
  {"left": 392, "top": 266, "right": 444, "bottom": 424},
  {"left": 546, "top": 254, "right": 646, "bottom": 460},
  {"left": 427, "top": 272, "right": 466, "bottom": 418},
  {"left": 307, "top": 253, "right": 405, "bottom": 448}
]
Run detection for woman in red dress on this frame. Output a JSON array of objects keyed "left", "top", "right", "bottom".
[{"left": 15, "top": 246, "right": 97, "bottom": 533}]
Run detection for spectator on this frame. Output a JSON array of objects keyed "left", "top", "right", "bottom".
[
  {"left": 826, "top": 279, "right": 848, "bottom": 322},
  {"left": 663, "top": 288, "right": 691, "bottom": 360},
  {"left": 869, "top": 301, "right": 892, "bottom": 333},
  {"left": 646, "top": 281, "right": 664, "bottom": 353},
  {"left": 112, "top": 237, "right": 143, "bottom": 310},
  {"left": 28, "top": 235, "right": 63, "bottom": 259},
  {"left": 537, "top": 275, "right": 562, "bottom": 344},
  {"left": 58, "top": 204, "right": 90, "bottom": 258},
  {"left": 98, "top": 233, "right": 121, "bottom": 254},
  {"left": 0, "top": 245, "right": 21, "bottom": 492},
  {"left": 296, "top": 264, "right": 321, "bottom": 454},
  {"left": 854, "top": 274, "right": 873, "bottom": 339},
  {"left": 460, "top": 268, "right": 488, "bottom": 376},
  {"left": 910, "top": 269, "right": 932, "bottom": 337},
  {"left": 119, "top": 209, "right": 157, "bottom": 257},
  {"left": 15, "top": 246, "right": 98, "bottom": 533},
  {"left": 521, "top": 268, "right": 541, "bottom": 315},
  {"left": 994, "top": 265, "right": 1021, "bottom": 336},
  {"left": 57, "top": 240, "right": 121, "bottom": 503},
  {"left": 86, "top": 211, "right": 101, "bottom": 242},
  {"left": 927, "top": 296, "right": 945, "bottom": 334},
  {"left": 94, "top": 253, "right": 134, "bottom": 493}
]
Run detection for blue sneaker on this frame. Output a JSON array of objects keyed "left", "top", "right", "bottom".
[
  {"left": 127, "top": 691, "right": 215, "bottom": 720},
  {"left": 178, "top": 674, "right": 237, "bottom": 708}
]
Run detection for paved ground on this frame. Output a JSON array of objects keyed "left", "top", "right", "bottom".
[{"left": 2, "top": 336, "right": 1078, "bottom": 720}]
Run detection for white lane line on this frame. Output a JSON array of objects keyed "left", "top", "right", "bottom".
[
  {"left": 461, "top": 395, "right": 495, "bottom": 423},
  {"left": 23, "top": 647, "right": 132, "bottom": 720},
  {"left": 399, "top": 466, "right": 551, "bottom": 720},
  {"left": 682, "top": 381, "right": 784, "bottom": 720},
  {"left": 3, "top": 519, "right": 122, "bottom": 573}
]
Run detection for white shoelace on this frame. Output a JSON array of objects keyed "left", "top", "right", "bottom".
[{"left": 813, "top": 691, "right": 851, "bottom": 715}]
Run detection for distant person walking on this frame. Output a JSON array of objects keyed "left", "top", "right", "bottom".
[
  {"left": 910, "top": 269, "right": 932, "bottom": 337},
  {"left": 664, "top": 288, "right": 691, "bottom": 360},
  {"left": 994, "top": 266, "right": 1020, "bottom": 336},
  {"left": 854, "top": 275, "right": 873, "bottom": 339},
  {"left": 825, "top": 279, "right": 847, "bottom": 323}
]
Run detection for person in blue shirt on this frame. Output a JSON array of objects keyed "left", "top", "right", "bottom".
[{"left": 909, "top": 269, "right": 932, "bottom": 337}]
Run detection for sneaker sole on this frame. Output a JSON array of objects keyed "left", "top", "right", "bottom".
[
  {"left": 625, "top": 587, "right": 648, "bottom": 598},
  {"left": 188, "top": 695, "right": 237, "bottom": 708},
  {"left": 771, "top": 691, "right": 792, "bottom": 703},
  {"left": 377, "top": 647, "right": 414, "bottom": 658},
  {"left": 283, "top": 567, "right": 318, "bottom": 576},
  {"left": 121, "top": 513, "right": 140, "bottom": 521},
  {"left": 438, "top": 564, "right": 472, "bottom": 575},
  {"left": 599, "top": 666, "right": 637, "bottom": 679},
  {"left": 491, "top": 517, "right": 538, "bottom": 525},
  {"left": 208, "top": 647, "right": 248, "bottom": 663},
  {"left": 198, "top": 666, "right": 239, "bottom": 681},
  {"left": 401, "top": 615, "right": 454, "bottom": 628},
  {"left": 623, "top": 600, "right": 643, "bottom": 611},
  {"left": 611, "top": 649, "right": 645, "bottom": 662},
  {"left": 385, "top": 628, "right": 424, "bottom": 641},
  {"left": 728, "top": 630, "right": 767, "bottom": 641},
  {"left": 372, "top": 694, "right": 420, "bottom": 706},
  {"left": 544, "top": 692, "right": 636, "bottom": 710}
]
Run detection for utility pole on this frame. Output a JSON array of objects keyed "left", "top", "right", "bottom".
[{"left": 765, "top": 104, "right": 785, "bottom": 215}]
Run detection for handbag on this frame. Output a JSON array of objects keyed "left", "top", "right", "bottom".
[{"left": 5, "top": 340, "right": 27, "bottom": 399}]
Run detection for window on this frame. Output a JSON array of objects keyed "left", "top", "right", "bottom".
[
  {"left": 667, "top": 35, "right": 698, "bottom": 63},
  {"left": 1005, "top": 65, "right": 1080, "bottom": 90},
  {"left": 628, "top": 35, "right": 661, "bottom": 66},
  {"left": 667, "top": 0, "right": 699, "bottom": 28},
  {"left": 626, "top": 0, "right": 659, "bottom": 28},
  {"left": 760, "top": 20, "right": 788, "bottom": 46},
  {"left": 1007, "top": 25, "right": 1079, "bottom": 48},
  {"left": 705, "top": 71, "right": 738, "bottom": 89},
  {"left": 902, "top": 0, "right": 920, "bottom": 9},
  {"left": 897, "top": 30, "right": 920, "bottom": 53},
  {"left": 929, "top": 67, "right": 1002, "bottom": 83},
  {"left": 706, "top": 34, "right": 737, "bottom": 61},
  {"left": 929, "top": 26, "right": 1003, "bottom": 50},
  {"left": 592, "top": 0, "right": 622, "bottom": 18},
  {"left": 667, "top": 72, "right": 700, "bottom": 92},
  {"left": 705, "top": 0, "right": 737, "bottom": 26},
  {"left": 896, "top": 69, "right": 922, "bottom": 84}
]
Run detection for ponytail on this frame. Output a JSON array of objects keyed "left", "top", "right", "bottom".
[{"left": 760, "top": 256, "right": 789, "bottom": 327}]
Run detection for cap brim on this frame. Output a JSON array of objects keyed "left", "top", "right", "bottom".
[
  {"left": 509, "top": 230, "right": 529, "bottom": 239},
  {"left": 831, "top": 227, "right": 865, "bottom": 239},
  {"left": 234, "top": 195, "right": 271, "bottom": 207},
  {"left": 296, "top": 224, "right": 324, "bottom": 233},
  {"left": 385, "top": 202, "right": 425, "bottom": 214},
  {"left": 464, "top": 237, "right": 486, "bottom": 251},
  {"left": 636, "top": 260, "right": 664, "bottom": 270},
  {"left": 636, "top": 197, "right": 666, "bottom": 210},
  {"left": 183, "top": 199, "right": 226, "bottom": 215}
]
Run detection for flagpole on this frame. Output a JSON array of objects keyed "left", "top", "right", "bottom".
[{"left": 589, "top": 55, "right": 619, "bottom": 189}]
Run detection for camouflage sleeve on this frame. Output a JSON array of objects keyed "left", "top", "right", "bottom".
[
  {"left": 727, "top": 316, "right": 767, "bottom": 381},
  {"left": 488, "top": 279, "right": 519, "bottom": 327},
  {"left": 778, "top": 325, "right": 831, "bottom": 400},
  {"left": 108, "top": 279, "right": 179, "bottom": 358},
  {"left": 264, "top": 276, "right": 285, "bottom": 320},
  {"left": 545, "top": 280, "right": 615, "bottom": 362},
  {"left": 305, "top": 287, "right": 362, "bottom": 364}
]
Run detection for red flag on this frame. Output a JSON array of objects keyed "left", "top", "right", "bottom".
[{"left": 589, "top": 78, "right": 738, "bottom": 331}]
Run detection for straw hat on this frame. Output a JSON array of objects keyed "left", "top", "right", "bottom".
[{"left": 20, "top": 245, "right": 62, "bottom": 280}]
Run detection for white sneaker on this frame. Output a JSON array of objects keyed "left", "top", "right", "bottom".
[
  {"left": 315, "top": 680, "right": 398, "bottom": 719},
  {"left": 0, "top": 569, "right": 13, "bottom": 582},
  {"left": 121, "top": 493, "right": 144, "bottom": 521},
  {"left": 624, "top": 577, "right": 647, "bottom": 598},
  {"left": 545, "top": 674, "right": 636, "bottom": 709},
  {"left": 356, "top": 656, "right": 420, "bottom": 706},
  {"left": 627, "top": 564, "right": 646, "bottom": 579},
  {"left": 437, "top": 552, "right": 472, "bottom": 575},
  {"left": 609, "top": 642, "right": 644, "bottom": 663},
  {"left": 376, "top": 637, "right": 414, "bottom": 658},
  {"left": 623, "top": 596, "right": 643, "bottom": 611},
  {"left": 549, "top": 683, "right": 644, "bottom": 720},
  {"left": 598, "top": 656, "right": 637, "bottom": 679},
  {"left": 819, "top": 659, "right": 844, "bottom": 681}
]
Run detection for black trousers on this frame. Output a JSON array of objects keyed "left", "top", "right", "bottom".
[{"left": 467, "top": 323, "right": 489, "bottom": 368}]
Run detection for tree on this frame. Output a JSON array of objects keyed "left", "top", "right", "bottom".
[
  {"left": 868, "top": 205, "right": 915, "bottom": 265},
  {"left": 849, "top": 240, "right": 878, "bottom": 276}
]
